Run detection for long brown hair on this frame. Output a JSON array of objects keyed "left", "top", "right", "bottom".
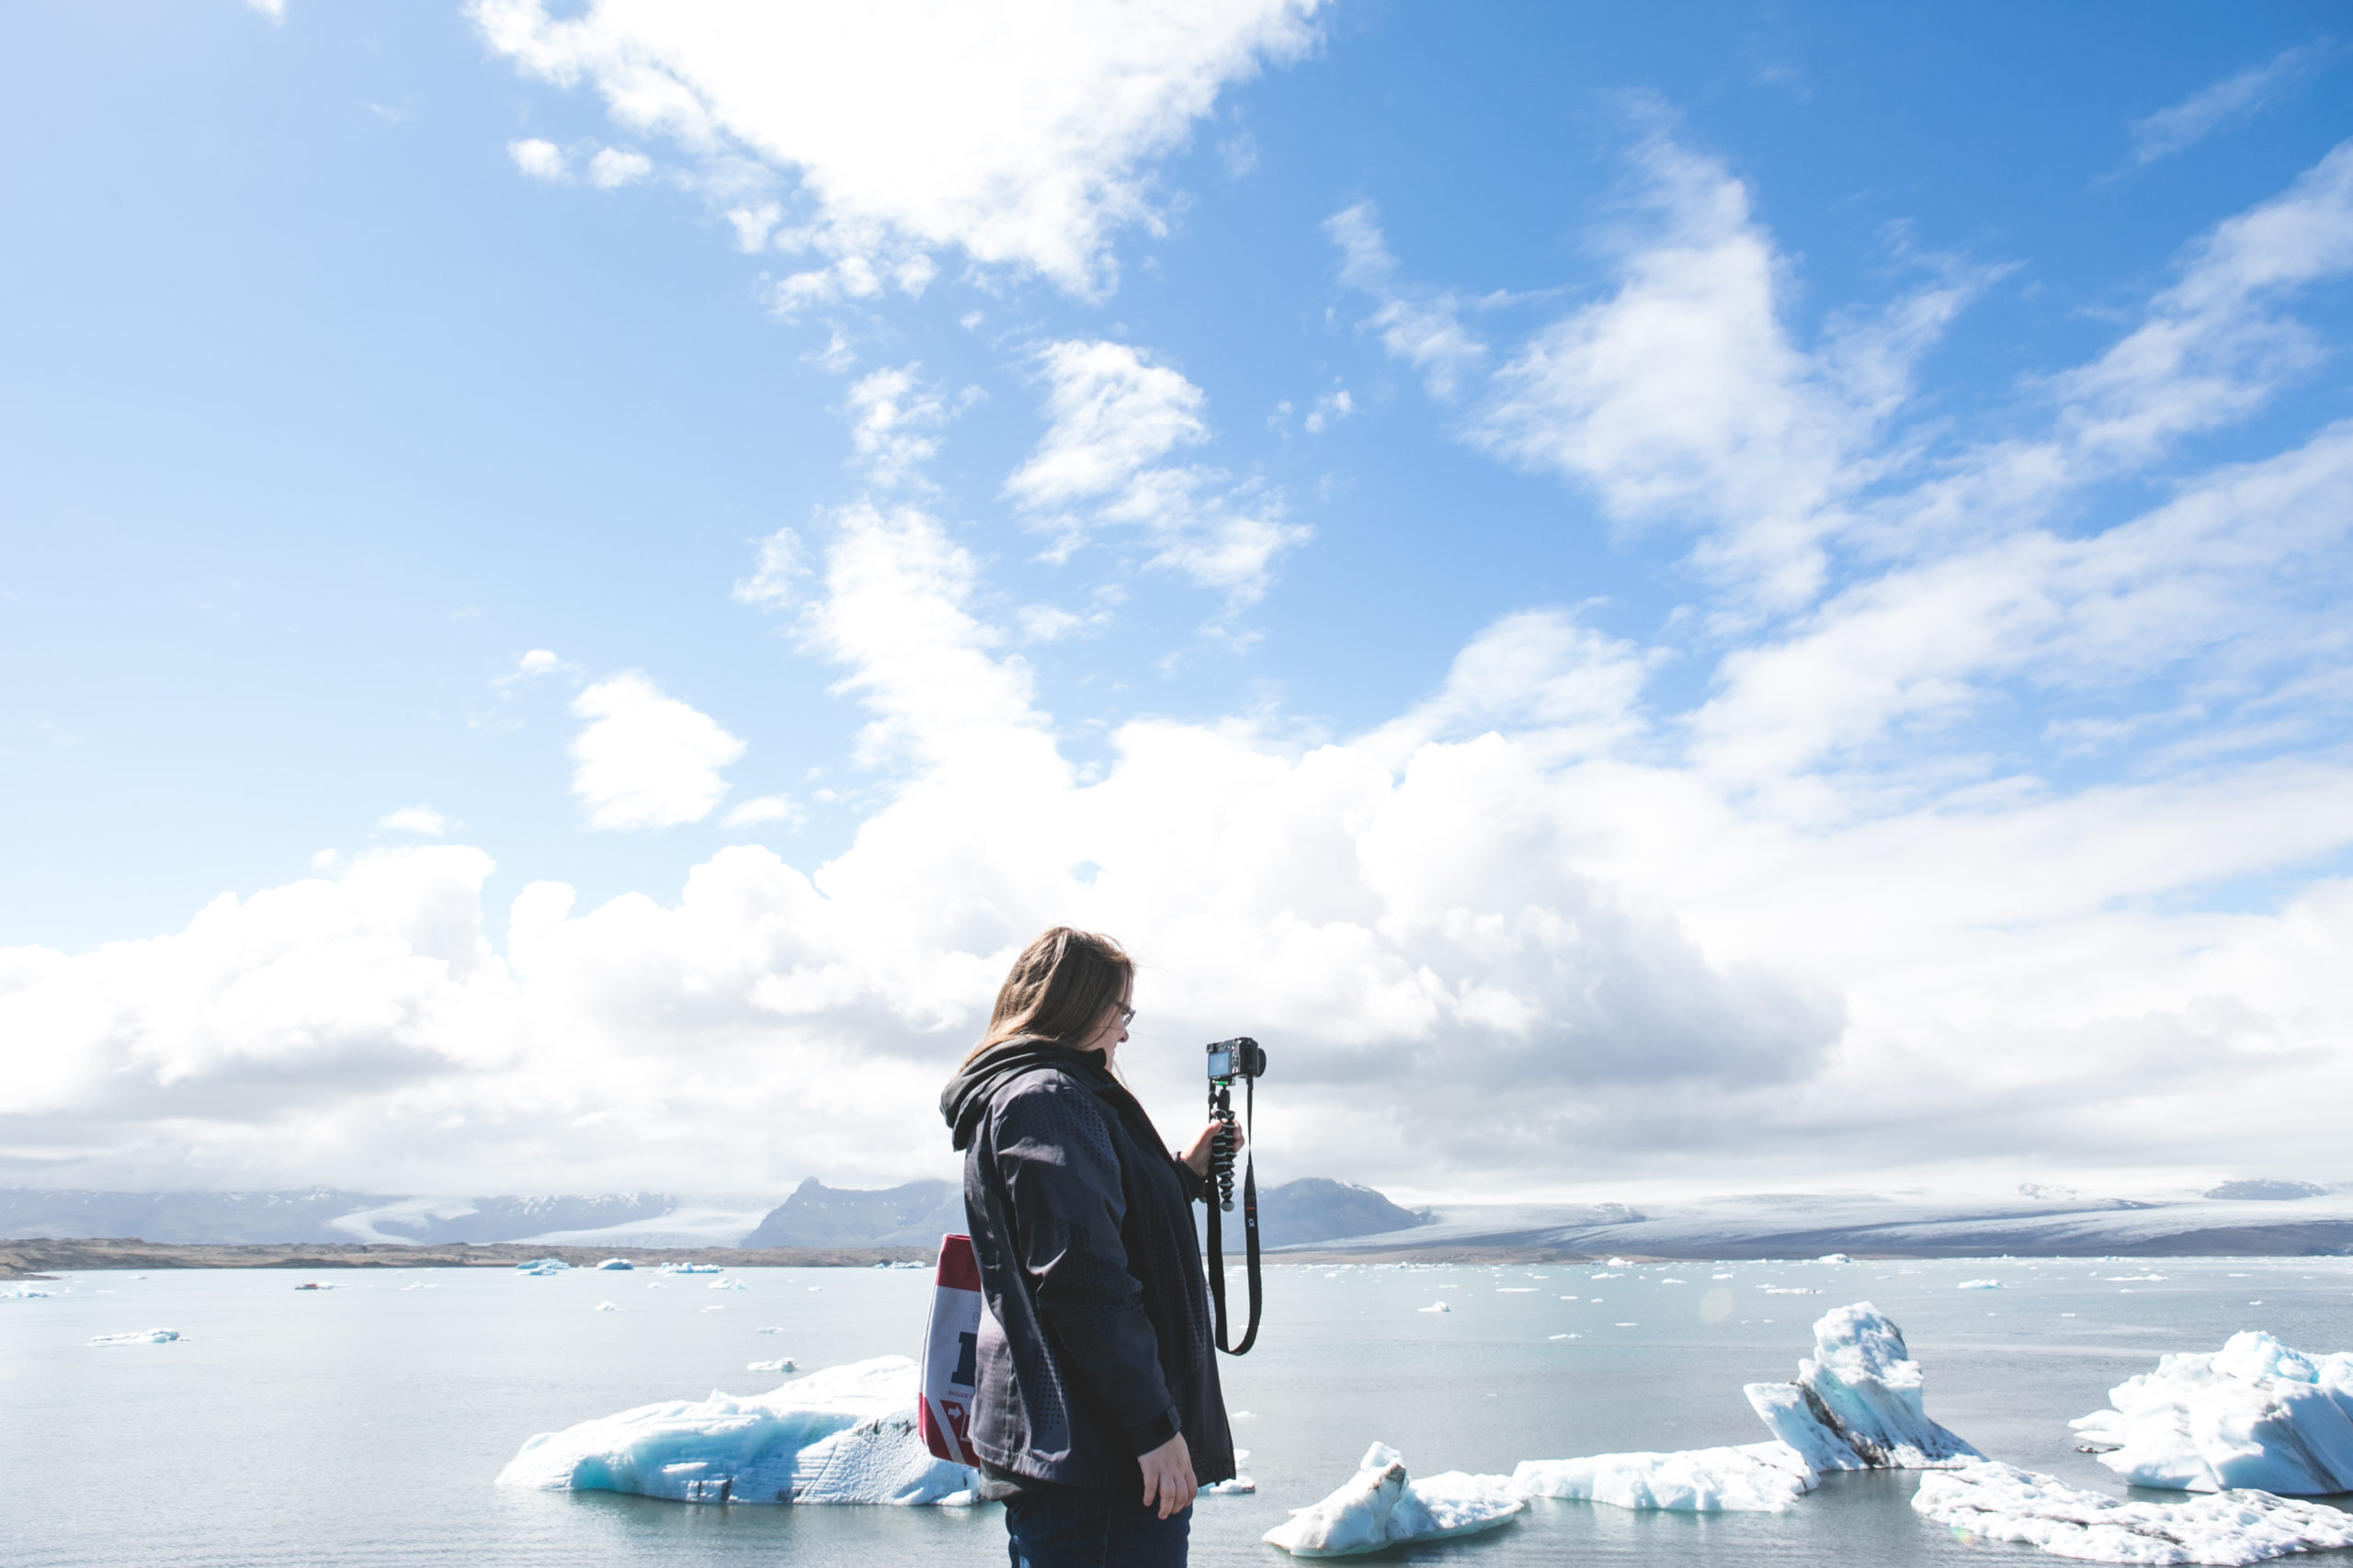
[{"left": 966, "top": 926, "right": 1132, "bottom": 1064}]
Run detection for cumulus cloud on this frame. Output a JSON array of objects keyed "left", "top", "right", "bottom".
[
  {"left": 1006, "top": 339, "right": 1308, "bottom": 602},
  {"left": 471, "top": 0, "right": 1325, "bottom": 296},
  {"left": 568, "top": 674, "right": 745, "bottom": 830},
  {"left": 377, "top": 806, "right": 449, "bottom": 837},
  {"left": 11, "top": 129, "right": 2353, "bottom": 1201},
  {"left": 845, "top": 363, "right": 964, "bottom": 488},
  {"left": 586, "top": 146, "right": 654, "bottom": 187},
  {"left": 2126, "top": 40, "right": 2336, "bottom": 168},
  {"left": 508, "top": 138, "right": 566, "bottom": 180}
]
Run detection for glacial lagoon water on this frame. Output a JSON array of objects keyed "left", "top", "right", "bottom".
[{"left": 6, "top": 1255, "right": 2352, "bottom": 1567}]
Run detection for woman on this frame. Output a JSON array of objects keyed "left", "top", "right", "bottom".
[{"left": 939, "top": 926, "right": 1240, "bottom": 1568}]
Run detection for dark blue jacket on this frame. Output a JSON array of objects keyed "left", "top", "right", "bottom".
[{"left": 940, "top": 1040, "right": 1235, "bottom": 1493}]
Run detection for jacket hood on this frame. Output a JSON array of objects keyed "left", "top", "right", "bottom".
[{"left": 940, "top": 1037, "right": 1109, "bottom": 1151}]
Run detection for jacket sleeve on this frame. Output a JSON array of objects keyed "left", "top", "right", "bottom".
[{"left": 992, "top": 1076, "right": 1180, "bottom": 1455}]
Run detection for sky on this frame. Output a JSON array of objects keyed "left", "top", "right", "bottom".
[{"left": 4, "top": 1, "right": 2351, "bottom": 1202}]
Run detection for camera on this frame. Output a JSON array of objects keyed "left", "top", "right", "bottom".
[{"left": 1205, "top": 1037, "right": 1267, "bottom": 1083}]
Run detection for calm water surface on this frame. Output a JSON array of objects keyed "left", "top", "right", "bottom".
[{"left": 6, "top": 1255, "right": 2351, "bottom": 1566}]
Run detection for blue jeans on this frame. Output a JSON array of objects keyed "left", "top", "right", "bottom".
[{"left": 1004, "top": 1485, "right": 1191, "bottom": 1568}]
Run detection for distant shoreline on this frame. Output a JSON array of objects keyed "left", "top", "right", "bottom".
[{"left": 0, "top": 1237, "right": 931, "bottom": 1279}]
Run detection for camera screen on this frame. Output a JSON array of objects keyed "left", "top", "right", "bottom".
[{"left": 1206, "top": 1046, "right": 1233, "bottom": 1079}]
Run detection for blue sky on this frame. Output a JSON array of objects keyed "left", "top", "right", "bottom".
[{"left": 5, "top": 1, "right": 2351, "bottom": 1199}]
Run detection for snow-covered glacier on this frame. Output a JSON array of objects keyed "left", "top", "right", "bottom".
[
  {"left": 1260, "top": 1443, "right": 1522, "bottom": 1557},
  {"left": 1745, "top": 1301, "right": 1982, "bottom": 1472},
  {"left": 495, "top": 1356, "right": 975, "bottom": 1505},
  {"left": 2070, "top": 1332, "right": 2353, "bottom": 1495},
  {"left": 1915, "top": 1461, "right": 2353, "bottom": 1566}
]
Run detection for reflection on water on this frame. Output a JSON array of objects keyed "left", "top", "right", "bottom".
[{"left": 6, "top": 1255, "right": 2349, "bottom": 1565}]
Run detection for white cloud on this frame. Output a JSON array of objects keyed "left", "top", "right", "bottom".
[
  {"left": 1006, "top": 339, "right": 1308, "bottom": 603},
  {"left": 472, "top": 0, "right": 1325, "bottom": 296},
  {"left": 586, "top": 146, "right": 654, "bottom": 187},
  {"left": 2127, "top": 40, "right": 2336, "bottom": 167},
  {"left": 517, "top": 649, "right": 562, "bottom": 675},
  {"left": 845, "top": 363, "right": 961, "bottom": 487},
  {"left": 731, "top": 528, "right": 802, "bottom": 608},
  {"left": 378, "top": 806, "right": 450, "bottom": 837},
  {"left": 568, "top": 674, "right": 745, "bottom": 830},
  {"left": 722, "top": 793, "right": 803, "bottom": 828},
  {"left": 1326, "top": 201, "right": 1487, "bottom": 398},
  {"left": 246, "top": 0, "right": 285, "bottom": 21},
  {"left": 508, "top": 138, "right": 566, "bottom": 180}
]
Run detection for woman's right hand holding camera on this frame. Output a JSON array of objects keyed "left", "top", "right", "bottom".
[{"left": 1138, "top": 1431, "right": 1197, "bottom": 1518}]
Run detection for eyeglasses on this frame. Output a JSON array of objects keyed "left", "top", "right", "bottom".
[{"left": 1115, "top": 1004, "right": 1136, "bottom": 1026}]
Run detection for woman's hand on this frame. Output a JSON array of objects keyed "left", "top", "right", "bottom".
[
  {"left": 1179, "top": 1119, "right": 1243, "bottom": 1178},
  {"left": 1138, "top": 1431, "right": 1197, "bottom": 1518}
]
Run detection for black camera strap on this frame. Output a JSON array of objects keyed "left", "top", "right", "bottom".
[{"left": 1202, "top": 1074, "right": 1261, "bottom": 1355}]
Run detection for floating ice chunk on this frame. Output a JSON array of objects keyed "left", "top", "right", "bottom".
[
  {"left": 756, "top": 1326, "right": 789, "bottom": 1335},
  {"left": 1818, "top": 1255, "right": 1851, "bottom": 1265},
  {"left": 1960, "top": 1279, "right": 2005, "bottom": 1290},
  {"left": 710, "top": 1280, "right": 746, "bottom": 1290},
  {"left": 1914, "top": 1460, "right": 2353, "bottom": 1565},
  {"left": 516, "top": 1257, "right": 570, "bottom": 1274},
  {"left": 1418, "top": 1302, "right": 1450, "bottom": 1313},
  {"left": 400, "top": 1282, "right": 436, "bottom": 1291},
  {"left": 1743, "top": 1302, "right": 1980, "bottom": 1472},
  {"left": 1509, "top": 1440, "right": 1814, "bottom": 1513},
  {"left": 88, "top": 1328, "right": 179, "bottom": 1346},
  {"left": 496, "top": 1355, "right": 975, "bottom": 1505},
  {"left": 661, "top": 1263, "right": 723, "bottom": 1275},
  {"left": 2070, "top": 1332, "right": 2353, "bottom": 1494},
  {"left": 597, "top": 1258, "right": 635, "bottom": 1271},
  {"left": 1761, "top": 1286, "right": 1823, "bottom": 1295},
  {"left": 1605, "top": 1257, "right": 1634, "bottom": 1267},
  {"left": 595, "top": 1301, "right": 619, "bottom": 1313},
  {"left": 748, "top": 1358, "right": 798, "bottom": 1373},
  {"left": 1204, "top": 1477, "right": 1256, "bottom": 1494},
  {"left": 1262, "top": 1443, "right": 1520, "bottom": 1557}
]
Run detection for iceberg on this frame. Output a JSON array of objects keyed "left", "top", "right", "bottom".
[
  {"left": 1744, "top": 1301, "right": 1981, "bottom": 1471},
  {"left": 596, "top": 1258, "right": 635, "bottom": 1271},
  {"left": 515, "top": 1257, "right": 570, "bottom": 1275},
  {"left": 1508, "top": 1441, "right": 1816, "bottom": 1513},
  {"left": 747, "top": 1358, "right": 798, "bottom": 1373},
  {"left": 2069, "top": 1332, "right": 2353, "bottom": 1494},
  {"left": 660, "top": 1262, "right": 724, "bottom": 1275},
  {"left": 88, "top": 1328, "right": 179, "bottom": 1345},
  {"left": 1261, "top": 1443, "right": 1520, "bottom": 1557},
  {"left": 1915, "top": 1460, "right": 2353, "bottom": 1566},
  {"left": 495, "top": 1355, "right": 975, "bottom": 1506}
]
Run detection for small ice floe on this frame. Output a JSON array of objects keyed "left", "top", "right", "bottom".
[
  {"left": 400, "top": 1282, "right": 436, "bottom": 1291},
  {"left": 1549, "top": 1334, "right": 1579, "bottom": 1341},
  {"left": 88, "top": 1328, "right": 179, "bottom": 1346},
  {"left": 747, "top": 1358, "right": 797, "bottom": 1374},
  {"left": 1661, "top": 1278, "right": 1688, "bottom": 1285},
  {"left": 1589, "top": 1271, "right": 1623, "bottom": 1280},
  {"left": 1261, "top": 1443, "right": 1520, "bottom": 1557},
  {"left": 1818, "top": 1254, "right": 1851, "bottom": 1265},
  {"left": 756, "top": 1326, "right": 789, "bottom": 1335},
  {"left": 595, "top": 1302, "right": 619, "bottom": 1312},
  {"left": 1233, "top": 1411, "right": 1257, "bottom": 1420},
  {"left": 597, "top": 1258, "right": 635, "bottom": 1271},
  {"left": 1760, "top": 1286, "right": 1823, "bottom": 1296},
  {"left": 1496, "top": 1288, "right": 1535, "bottom": 1293},
  {"left": 1605, "top": 1257, "right": 1634, "bottom": 1267},
  {"left": 497, "top": 1356, "right": 975, "bottom": 1506},
  {"left": 1510, "top": 1441, "right": 1815, "bottom": 1513},
  {"left": 1203, "top": 1477, "right": 1256, "bottom": 1494},
  {"left": 661, "top": 1263, "right": 723, "bottom": 1275},
  {"left": 1914, "top": 1460, "right": 2353, "bottom": 1566},
  {"left": 293, "top": 1282, "right": 335, "bottom": 1290},
  {"left": 1959, "top": 1279, "right": 2004, "bottom": 1290},
  {"left": 1417, "top": 1302, "right": 1450, "bottom": 1313},
  {"left": 515, "top": 1258, "right": 569, "bottom": 1276},
  {"left": 2068, "top": 1331, "right": 2353, "bottom": 1494},
  {"left": 710, "top": 1280, "right": 746, "bottom": 1290},
  {"left": 1744, "top": 1302, "right": 1981, "bottom": 1472}
]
